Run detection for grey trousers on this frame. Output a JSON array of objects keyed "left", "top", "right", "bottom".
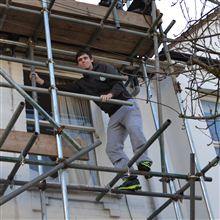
[{"left": 106, "top": 99, "right": 151, "bottom": 169}]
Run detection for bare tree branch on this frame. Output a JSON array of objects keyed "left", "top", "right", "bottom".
[
  {"left": 179, "top": 113, "right": 220, "bottom": 120},
  {"left": 190, "top": 58, "right": 220, "bottom": 79}
]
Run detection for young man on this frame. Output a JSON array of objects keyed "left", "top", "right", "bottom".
[{"left": 33, "top": 50, "right": 152, "bottom": 191}]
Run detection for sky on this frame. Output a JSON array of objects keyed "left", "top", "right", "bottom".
[{"left": 76, "top": 0, "right": 217, "bottom": 38}]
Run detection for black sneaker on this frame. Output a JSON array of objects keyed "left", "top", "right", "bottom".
[
  {"left": 116, "top": 176, "right": 141, "bottom": 191},
  {"left": 138, "top": 160, "right": 152, "bottom": 172}
]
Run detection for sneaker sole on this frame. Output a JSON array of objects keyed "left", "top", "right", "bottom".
[{"left": 117, "top": 184, "right": 142, "bottom": 191}]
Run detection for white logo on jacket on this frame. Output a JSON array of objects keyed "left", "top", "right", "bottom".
[{"left": 99, "top": 76, "right": 106, "bottom": 81}]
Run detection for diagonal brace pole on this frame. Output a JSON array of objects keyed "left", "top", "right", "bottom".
[
  {"left": 0, "top": 102, "right": 25, "bottom": 148},
  {"left": 86, "top": 0, "right": 118, "bottom": 47},
  {"left": 96, "top": 119, "right": 171, "bottom": 201}
]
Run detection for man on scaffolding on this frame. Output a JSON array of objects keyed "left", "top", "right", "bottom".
[{"left": 32, "top": 50, "right": 153, "bottom": 191}]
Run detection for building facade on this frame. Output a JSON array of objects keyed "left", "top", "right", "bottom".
[{"left": 0, "top": 1, "right": 219, "bottom": 220}]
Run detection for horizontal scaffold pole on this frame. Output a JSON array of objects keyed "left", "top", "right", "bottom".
[
  {"left": 0, "top": 68, "right": 81, "bottom": 151},
  {"left": 0, "top": 38, "right": 151, "bottom": 68},
  {"left": 0, "top": 55, "right": 127, "bottom": 81},
  {"left": 0, "top": 156, "right": 212, "bottom": 182},
  {"left": 0, "top": 140, "right": 102, "bottom": 206},
  {"left": 0, "top": 102, "right": 25, "bottom": 148},
  {"left": 26, "top": 118, "right": 96, "bottom": 132},
  {"left": 96, "top": 119, "right": 172, "bottom": 202},
  {"left": 0, "top": 38, "right": 156, "bottom": 69},
  {"left": 0, "top": 4, "right": 151, "bottom": 38},
  {"left": 0, "top": 178, "right": 202, "bottom": 201},
  {"left": 0, "top": 82, "right": 133, "bottom": 106}
]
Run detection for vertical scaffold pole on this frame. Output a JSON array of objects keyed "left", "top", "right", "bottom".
[
  {"left": 190, "top": 153, "right": 195, "bottom": 220},
  {"left": 40, "top": 1, "right": 70, "bottom": 219},
  {"left": 141, "top": 60, "right": 183, "bottom": 219},
  {"left": 152, "top": 0, "right": 167, "bottom": 192},
  {"left": 141, "top": 59, "right": 151, "bottom": 103},
  {"left": 29, "top": 39, "right": 47, "bottom": 220}
]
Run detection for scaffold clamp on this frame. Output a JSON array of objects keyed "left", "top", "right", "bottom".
[
  {"left": 48, "top": 85, "right": 58, "bottom": 93},
  {"left": 55, "top": 125, "right": 65, "bottom": 135},
  {"left": 20, "top": 153, "right": 25, "bottom": 166},
  {"left": 173, "top": 193, "right": 184, "bottom": 202},
  {"left": 46, "top": 58, "right": 54, "bottom": 65},
  {"left": 127, "top": 166, "right": 131, "bottom": 176},
  {"left": 159, "top": 176, "right": 174, "bottom": 183},
  {"left": 9, "top": 180, "right": 15, "bottom": 189},
  {"left": 40, "top": 7, "right": 49, "bottom": 14},
  {"left": 57, "top": 158, "right": 68, "bottom": 169},
  {"left": 39, "top": 180, "right": 47, "bottom": 191},
  {"left": 187, "top": 174, "right": 199, "bottom": 181}
]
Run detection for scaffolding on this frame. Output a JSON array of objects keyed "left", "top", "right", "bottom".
[{"left": 0, "top": 1, "right": 219, "bottom": 220}]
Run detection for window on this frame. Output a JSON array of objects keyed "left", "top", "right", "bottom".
[
  {"left": 201, "top": 100, "right": 220, "bottom": 156},
  {"left": 23, "top": 70, "right": 99, "bottom": 185}
]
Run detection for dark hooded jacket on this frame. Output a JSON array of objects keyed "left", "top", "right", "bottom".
[{"left": 45, "top": 63, "right": 132, "bottom": 116}]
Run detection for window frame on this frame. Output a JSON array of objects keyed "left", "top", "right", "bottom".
[
  {"left": 200, "top": 97, "right": 220, "bottom": 151},
  {"left": 23, "top": 68, "right": 100, "bottom": 185}
]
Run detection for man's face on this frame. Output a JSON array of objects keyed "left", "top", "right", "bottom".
[{"left": 77, "top": 54, "right": 94, "bottom": 70}]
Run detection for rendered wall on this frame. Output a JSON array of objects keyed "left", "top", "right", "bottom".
[{"left": 0, "top": 61, "right": 26, "bottom": 131}]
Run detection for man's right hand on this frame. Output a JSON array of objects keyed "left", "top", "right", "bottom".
[
  {"left": 100, "top": 93, "right": 113, "bottom": 102},
  {"left": 29, "top": 72, "right": 44, "bottom": 85}
]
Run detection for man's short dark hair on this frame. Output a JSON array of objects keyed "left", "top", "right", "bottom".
[{"left": 75, "top": 50, "right": 93, "bottom": 63}]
